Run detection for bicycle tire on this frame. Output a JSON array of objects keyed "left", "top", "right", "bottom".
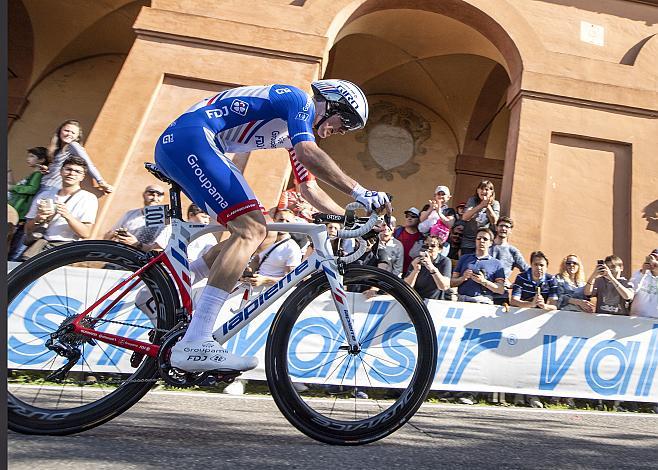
[
  {"left": 7, "top": 241, "right": 178, "bottom": 435},
  {"left": 265, "top": 265, "right": 437, "bottom": 445}
]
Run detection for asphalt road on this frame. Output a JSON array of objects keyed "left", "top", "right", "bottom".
[{"left": 8, "top": 391, "right": 658, "bottom": 469}]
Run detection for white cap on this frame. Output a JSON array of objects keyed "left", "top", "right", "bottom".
[
  {"left": 404, "top": 207, "right": 420, "bottom": 217},
  {"left": 434, "top": 185, "right": 451, "bottom": 197}
]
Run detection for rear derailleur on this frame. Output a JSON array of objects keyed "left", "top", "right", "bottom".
[{"left": 44, "top": 315, "right": 96, "bottom": 382}]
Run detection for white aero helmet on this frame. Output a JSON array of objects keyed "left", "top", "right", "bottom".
[{"left": 311, "top": 79, "right": 369, "bottom": 131}]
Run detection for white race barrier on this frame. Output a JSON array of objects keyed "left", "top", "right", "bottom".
[{"left": 7, "top": 264, "right": 657, "bottom": 402}]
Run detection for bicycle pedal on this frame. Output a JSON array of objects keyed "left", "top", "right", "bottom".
[{"left": 209, "top": 371, "right": 242, "bottom": 384}]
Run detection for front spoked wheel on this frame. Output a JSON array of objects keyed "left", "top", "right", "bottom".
[
  {"left": 266, "top": 265, "right": 437, "bottom": 445},
  {"left": 7, "top": 241, "right": 178, "bottom": 435}
]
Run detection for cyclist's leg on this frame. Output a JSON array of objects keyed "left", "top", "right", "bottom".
[{"left": 155, "top": 125, "right": 266, "bottom": 372}]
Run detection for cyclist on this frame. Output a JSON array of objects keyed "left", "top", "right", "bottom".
[{"left": 154, "top": 80, "right": 390, "bottom": 373}]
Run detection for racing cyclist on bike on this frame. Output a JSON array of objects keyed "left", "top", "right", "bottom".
[{"left": 154, "top": 79, "right": 390, "bottom": 373}]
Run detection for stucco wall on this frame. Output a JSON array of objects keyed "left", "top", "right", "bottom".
[{"left": 8, "top": 0, "right": 658, "bottom": 273}]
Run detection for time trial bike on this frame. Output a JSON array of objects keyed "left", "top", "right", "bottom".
[{"left": 7, "top": 163, "right": 438, "bottom": 445}]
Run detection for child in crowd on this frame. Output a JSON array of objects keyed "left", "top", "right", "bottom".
[
  {"left": 7, "top": 147, "right": 49, "bottom": 259},
  {"left": 8, "top": 147, "right": 49, "bottom": 221}
]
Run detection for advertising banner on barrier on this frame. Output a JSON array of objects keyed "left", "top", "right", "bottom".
[{"left": 7, "top": 264, "right": 657, "bottom": 402}]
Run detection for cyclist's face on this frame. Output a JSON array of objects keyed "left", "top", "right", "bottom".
[{"left": 316, "top": 114, "right": 346, "bottom": 139}]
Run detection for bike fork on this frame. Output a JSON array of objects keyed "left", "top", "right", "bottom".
[{"left": 324, "top": 263, "right": 360, "bottom": 354}]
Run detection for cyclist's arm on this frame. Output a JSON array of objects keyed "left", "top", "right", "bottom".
[
  {"left": 298, "top": 180, "right": 344, "bottom": 214},
  {"left": 293, "top": 141, "right": 357, "bottom": 196}
]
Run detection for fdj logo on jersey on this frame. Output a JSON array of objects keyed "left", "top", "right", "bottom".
[{"left": 230, "top": 99, "right": 249, "bottom": 116}]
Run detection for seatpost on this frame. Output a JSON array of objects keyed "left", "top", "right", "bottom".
[{"left": 169, "top": 183, "right": 183, "bottom": 221}]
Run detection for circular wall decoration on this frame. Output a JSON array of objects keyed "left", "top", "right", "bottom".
[{"left": 356, "top": 101, "right": 431, "bottom": 181}]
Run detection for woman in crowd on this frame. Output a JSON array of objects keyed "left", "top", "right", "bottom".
[
  {"left": 40, "top": 119, "right": 113, "bottom": 194},
  {"left": 418, "top": 185, "right": 456, "bottom": 236},
  {"left": 460, "top": 180, "right": 499, "bottom": 255},
  {"left": 556, "top": 254, "right": 594, "bottom": 312}
]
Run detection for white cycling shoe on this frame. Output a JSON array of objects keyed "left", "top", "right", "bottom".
[{"left": 170, "top": 339, "right": 258, "bottom": 373}]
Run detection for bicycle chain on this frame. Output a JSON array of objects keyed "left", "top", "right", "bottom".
[{"left": 93, "top": 317, "right": 170, "bottom": 334}]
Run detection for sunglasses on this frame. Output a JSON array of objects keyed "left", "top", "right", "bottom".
[
  {"left": 565, "top": 261, "right": 579, "bottom": 266},
  {"left": 145, "top": 190, "right": 165, "bottom": 196},
  {"left": 405, "top": 213, "right": 419, "bottom": 218}
]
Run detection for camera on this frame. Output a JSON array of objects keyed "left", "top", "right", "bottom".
[{"left": 597, "top": 259, "right": 605, "bottom": 266}]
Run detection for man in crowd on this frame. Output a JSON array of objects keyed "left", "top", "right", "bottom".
[
  {"left": 510, "top": 251, "right": 559, "bottom": 311},
  {"left": 187, "top": 204, "right": 218, "bottom": 264},
  {"left": 403, "top": 235, "right": 451, "bottom": 300},
  {"left": 584, "top": 255, "right": 634, "bottom": 315},
  {"left": 240, "top": 208, "right": 303, "bottom": 288},
  {"left": 394, "top": 207, "right": 423, "bottom": 274},
  {"left": 451, "top": 228, "right": 505, "bottom": 304},
  {"left": 104, "top": 184, "right": 169, "bottom": 251},
  {"left": 490, "top": 216, "right": 529, "bottom": 305},
  {"left": 629, "top": 249, "right": 658, "bottom": 318},
  {"left": 447, "top": 220, "right": 465, "bottom": 265},
  {"left": 23, "top": 156, "right": 98, "bottom": 258}
]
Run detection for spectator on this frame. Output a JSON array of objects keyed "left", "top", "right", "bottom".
[
  {"left": 376, "top": 217, "right": 404, "bottom": 277},
  {"left": 186, "top": 204, "right": 218, "bottom": 262},
  {"left": 8, "top": 204, "right": 19, "bottom": 253},
  {"left": 40, "top": 119, "right": 112, "bottom": 194},
  {"left": 510, "top": 251, "right": 558, "bottom": 409},
  {"left": 461, "top": 180, "right": 500, "bottom": 255},
  {"left": 277, "top": 185, "right": 316, "bottom": 222},
  {"left": 241, "top": 208, "right": 303, "bottom": 287},
  {"left": 403, "top": 235, "right": 451, "bottom": 300},
  {"left": 418, "top": 185, "right": 456, "bottom": 237},
  {"left": 104, "top": 184, "right": 169, "bottom": 252},
  {"left": 490, "top": 216, "right": 529, "bottom": 305},
  {"left": 556, "top": 255, "right": 594, "bottom": 312},
  {"left": 451, "top": 228, "right": 505, "bottom": 304},
  {"left": 454, "top": 202, "right": 466, "bottom": 220},
  {"left": 22, "top": 156, "right": 98, "bottom": 258},
  {"left": 394, "top": 207, "right": 424, "bottom": 274},
  {"left": 584, "top": 255, "right": 634, "bottom": 315},
  {"left": 447, "top": 220, "right": 465, "bottom": 264},
  {"left": 629, "top": 250, "right": 658, "bottom": 318},
  {"left": 8, "top": 147, "right": 49, "bottom": 259},
  {"left": 8, "top": 147, "right": 48, "bottom": 221},
  {"left": 510, "top": 251, "right": 559, "bottom": 311}
]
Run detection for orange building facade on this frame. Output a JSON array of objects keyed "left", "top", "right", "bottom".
[{"left": 8, "top": 0, "right": 658, "bottom": 273}]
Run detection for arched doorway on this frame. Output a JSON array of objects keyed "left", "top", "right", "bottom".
[
  {"left": 7, "top": 0, "right": 149, "bottom": 177},
  {"left": 317, "top": 3, "right": 521, "bottom": 214}
]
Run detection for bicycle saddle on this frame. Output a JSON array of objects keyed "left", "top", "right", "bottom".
[{"left": 144, "top": 162, "right": 174, "bottom": 185}]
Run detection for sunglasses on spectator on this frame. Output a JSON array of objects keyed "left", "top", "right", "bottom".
[
  {"left": 145, "top": 190, "right": 165, "bottom": 196},
  {"left": 475, "top": 236, "right": 491, "bottom": 241},
  {"left": 565, "top": 261, "right": 579, "bottom": 266},
  {"left": 62, "top": 167, "right": 84, "bottom": 175},
  {"left": 405, "top": 213, "right": 419, "bottom": 218}
]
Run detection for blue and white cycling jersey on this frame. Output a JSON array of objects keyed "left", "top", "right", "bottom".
[
  {"left": 155, "top": 84, "right": 318, "bottom": 224},
  {"left": 173, "top": 84, "right": 316, "bottom": 153}
]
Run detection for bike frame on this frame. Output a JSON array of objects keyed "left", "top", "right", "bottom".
[{"left": 69, "top": 210, "right": 360, "bottom": 360}]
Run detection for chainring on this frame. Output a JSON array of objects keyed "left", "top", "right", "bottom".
[{"left": 156, "top": 327, "right": 208, "bottom": 388}]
